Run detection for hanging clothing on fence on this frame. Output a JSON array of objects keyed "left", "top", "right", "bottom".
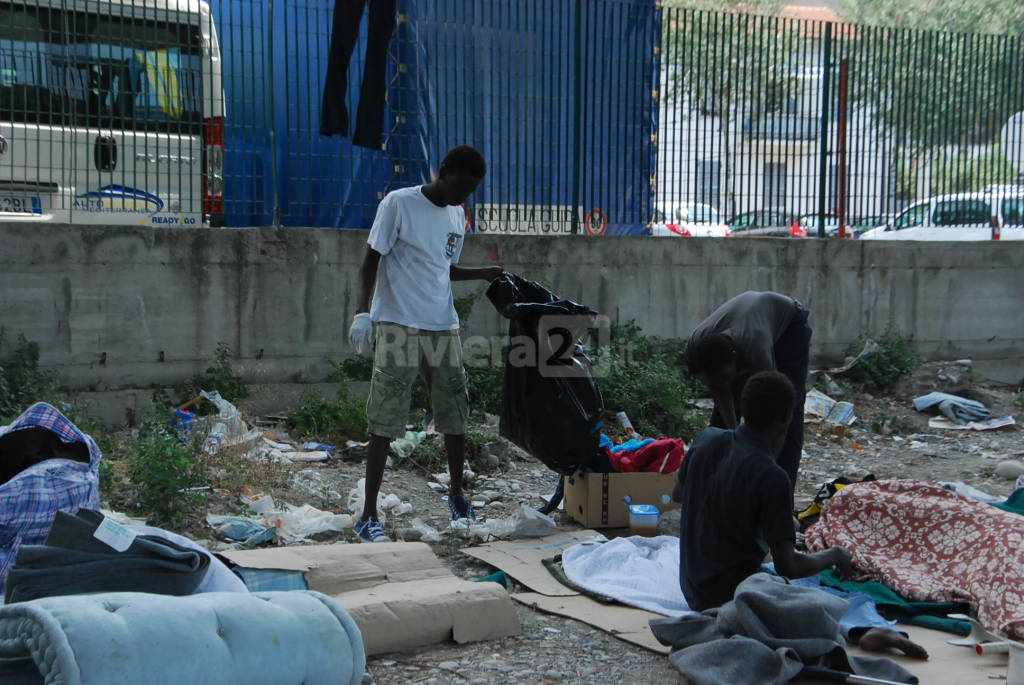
[{"left": 320, "top": 0, "right": 397, "bottom": 149}]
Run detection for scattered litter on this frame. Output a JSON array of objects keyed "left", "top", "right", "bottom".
[
  {"left": 804, "top": 389, "right": 857, "bottom": 425},
  {"left": 542, "top": 627, "right": 561, "bottom": 634},
  {"left": 928, "top": 416, "right": 1015, "bottom": 431},
  {"left": 240, "top": 488, "right": 276, "bottom": 514},
  {"left": 346, "top": 478, "right": 413, "bottom": 523},
  {"left": 390, "top": 430, "right": 427, "bottom": 458},
  {"left": 199, "top": 391, "right": 264, "bottom": 455},
  {"left": 995, "top": 461, "right": 1024, "bottom": 481},
  {"left": 206, "top": 514, "right": 270, "bottom": 542},
  {"left": 291, "top": 469, "right": 342, "bottom": 501},
  {"left": 913, "top": 392, "right": 992, "bottom": 424},
  {"left": 910, "top": 433, "right": 944, "bottom": 440},
  {"left": 267, "top": 504, "right": 353, "bottom": 544},
  {"left": 209, "top": 498, "right": 352, "bottom": 545},
  {"left": 301, "top": 442, "right": 335, "bottom": 451},
  {"left": 940, "top": 482, "right": 1003, "bottom": 503},
  {"left": 452, "top": 504, "right": 558, "bottom": 541},
  {"left": 826, "top": 339, "right": 878, "bottom": 375},
  {"left": 407, "top": 518, "right": 442, "bottom": 542},
  {"left": 433, "top": 472, "right": 451, "bottom": 486},
  {"left": 427, "top": 482, "right": 446, "bottom": 492},
  {"left": 345, "top": 440, "right": 369, "bottom": 449}
]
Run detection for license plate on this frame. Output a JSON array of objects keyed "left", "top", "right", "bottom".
[{"left": 0, "top": 195, "right": 42, "bottom": 214}]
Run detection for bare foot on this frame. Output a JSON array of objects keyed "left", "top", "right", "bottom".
[{"left": 857, "top": 627, "right": 930, "bottom": 660}]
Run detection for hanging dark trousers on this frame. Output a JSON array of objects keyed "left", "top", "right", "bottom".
[{"left": 320, "top": 0, "right": 397, "bottom": 150}]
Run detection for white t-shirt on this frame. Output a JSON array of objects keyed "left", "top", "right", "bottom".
[{"left": 367, "top": 185, "right": 466, "bottom": 331}]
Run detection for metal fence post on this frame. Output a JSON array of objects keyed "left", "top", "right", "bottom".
[
  {"left": 571, "top": 0, "right": 583, "bottom": 235},
  {"left": 816, "top": 21, "right": 832, "bottom": 238},
  {"left": 266, "top": 0, "right": 281, "bottom": 227}
]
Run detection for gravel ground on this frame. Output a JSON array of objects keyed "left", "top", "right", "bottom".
[{"left": 194, "top": 360, "right": 1022, "bottom": 685}]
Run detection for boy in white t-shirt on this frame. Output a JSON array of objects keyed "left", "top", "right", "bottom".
[{"left": 347, "top": 146, "right": 503, "bottom": 542}]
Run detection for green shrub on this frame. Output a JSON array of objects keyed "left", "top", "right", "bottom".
[
  {"left": 0, "top": 329, "right": 60, "bottom": 420},
  {"left": 594, "top": 322, "right": 708, "bottom": 440},
  {"left": 845, "top": 331, "right": 920, "bottom": 391},
  {"left": 285, "top": 364, "right": 367, "bottom": 443},
  {"left": 177, "top": 342, "right": 248, "bottom": 405},
  {"left": 129, "top": 402, "right": 208, "bottom": 529}
]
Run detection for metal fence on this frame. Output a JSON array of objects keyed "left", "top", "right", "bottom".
[{"left": 1, "top": 0, "right": 1022, "bottom": 235}]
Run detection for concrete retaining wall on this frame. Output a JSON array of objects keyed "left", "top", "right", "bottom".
[{"left": 2, "top": 223, "right": 1021, "bottom": 399}]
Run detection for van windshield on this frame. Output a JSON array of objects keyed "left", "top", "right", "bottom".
[{"left": 0, "top": 3, "right": 202, "bottom": 135}]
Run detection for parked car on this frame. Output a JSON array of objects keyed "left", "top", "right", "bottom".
[
  {"left": 798, "top": 213, "right": 839, "bottom": 237},
  {"left": 727, "top": 210, "right": 803, "bottom": 238},
  {"left": 860, "top": 192, "right": 1024, "bottom": 241},
  {"left": 651, "top": 203, "right": 731, "bottom": 237},
  {"left": 0, "top": 0, "right": 226, "bottom": 227}
]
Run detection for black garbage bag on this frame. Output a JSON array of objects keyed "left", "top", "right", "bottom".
[{"left": 486, "top": 273, "right": 607, "bottom": 475}]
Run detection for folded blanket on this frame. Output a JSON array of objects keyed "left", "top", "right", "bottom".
[
  {"left": 0, "top": 590, "right": 365, "bottom": 685},
  {"left": 6, "top": 510, "right": 209, "bottom": 603},
  {"left": 807, "top": 479, "right": 1024, "bottom": 640},
  {"left": 650, "top": 573, "right": 918, "bottom": 685},
  {"left": 562, "top": 536, "right": 695, "bottom": 617}
]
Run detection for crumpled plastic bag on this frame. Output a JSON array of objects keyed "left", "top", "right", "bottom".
[
  {"left": 346, "top": 478, "right": 413, "bottom": 523},
  {"left": 200, "top": 390, "right": 263, "bottom": 454},
  {"left": 390, "top": 431, "right": 427, "bottom": 459},
  {"left": 451, "top": 504, "right": 558, "bottom": 540}
]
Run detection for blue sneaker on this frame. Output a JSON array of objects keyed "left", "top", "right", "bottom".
[
  {"left": 354, "top": 516, "right": 391, "bottom": 543},
  {"left": 448, "top": 495, "right": 477, "bottom": 523}
]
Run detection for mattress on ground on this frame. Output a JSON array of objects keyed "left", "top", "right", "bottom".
[{"left": 0, "top": 590, "right": 365, "bottom": 685}]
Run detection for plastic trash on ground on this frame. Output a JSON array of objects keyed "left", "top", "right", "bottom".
[
  {"left": 200, "top": 391, "right": 264, "bottom": 455},
  {"left": 390, "top": 431, "right": 427, "bottom": 459},
  {"left": 803, "top": 389, "right": 857, "bottom": 425},
  {"left": 268, "top": 504, "right": 353, "bottom": 544},
  {"left": 240, "top": 487, "right": 276, "bottom": 514},
  {"left": 345, "top": 478, "right": 413, "bottom": 523},
  {"left": 408, "top": 518, "right": 442, "bottom": 542},
  {"left": 291, "top": 469, "right": 342, "bottom": 501},
  {"left": 205, "top": 514, "right": 269, "bottom": 542},
  {"left": 451, "top": 504, "right": 558, "bottom": 541}
]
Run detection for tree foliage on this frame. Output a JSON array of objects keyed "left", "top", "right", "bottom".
[{"left": 838, "top": 1, "right": 1024, "bottom": 150}]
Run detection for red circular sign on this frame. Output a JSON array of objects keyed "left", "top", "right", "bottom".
[{"left": 584, "top": 208, "right": 607, "bottom": 236}]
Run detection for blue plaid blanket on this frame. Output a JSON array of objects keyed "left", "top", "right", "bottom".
[{"left": 1, "top": 403, "right": 101, "bottom": 598}]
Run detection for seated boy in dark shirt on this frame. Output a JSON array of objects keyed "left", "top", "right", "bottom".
[{"left": 675, "top": 371, "right": 927, "bottom": 658}]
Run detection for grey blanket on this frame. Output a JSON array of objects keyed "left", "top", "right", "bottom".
[
  {"left": 912, "top": 391, "right": 991, "bottom": 424},
  {"left": 5, "top": 510, "right": 209, "bottom": 603},
  {"left": 650, "top": 573, "right": 918, "bottom": 685}
]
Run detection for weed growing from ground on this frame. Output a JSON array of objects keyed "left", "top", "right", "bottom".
[
  {"left": 845, "top": 330, "right": 920, "bottom": 391},
  {"left": 128, "top": 401, "right": 208, "bottom": 529},
  {"left": 871, "top": 412, "right": 914, "bottom": 435},
  {"left": 176, "top": 342, "right": 249, "bottom": 405},
  {"left": 0, "top": 329, "right": 60, "bottom": 420},
  {"left": 594, "top": 322, "right": 708, "bottom": 440},
  {"left": 285, "top": 363, "right": 367, "bottom": 443}
]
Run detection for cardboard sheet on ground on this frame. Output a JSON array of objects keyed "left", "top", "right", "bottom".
[
  {"left": 835, "top": 625, "right": 1009, "bottom": 685},
  {"left": 462, "top": 529, "right": 672, "bottom": 652},
  {"left": 513, "top": 592, "right": 670, "bottom": 653},
  {"left": 461, "top": 529, "right": 608, "bottom": 596},
  {"left": 222, "top": 542, "right": 520, "bottom": 655}
]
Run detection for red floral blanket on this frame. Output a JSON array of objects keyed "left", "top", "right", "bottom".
[{"left": 806, "top": 479, "right": 1024, "bottom": 640}]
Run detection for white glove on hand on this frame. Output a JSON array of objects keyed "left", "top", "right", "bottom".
[{"left": 348, "top": 313, "right": 374, "bottom": 354}]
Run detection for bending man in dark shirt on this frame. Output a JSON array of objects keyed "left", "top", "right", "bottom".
[
  {"left": 684, "top": 290, "right": 810, "bottom": 487},
  {"left": 675, "top": 371, "right": 927, "bottom": 659}
]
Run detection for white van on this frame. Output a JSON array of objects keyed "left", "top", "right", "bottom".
[
  {"left": 0, "top": 0, "right": 224, "bottom": 227},
  {"left": 860, "top": 191, "right": 1024, "bottom": 241}
]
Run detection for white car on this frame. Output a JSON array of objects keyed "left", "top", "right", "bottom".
[
  {"left": 860, "top": 192, "right": 1024, "bottom": 241},
  {"left": 651, "top": 203, "right": 731, "bottom": 237},
  {"left": 0, "top": 0, "right": 225, "bottom": 227}
]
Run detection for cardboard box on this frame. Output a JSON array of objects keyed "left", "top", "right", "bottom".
[
  {"left": 221, "top": 542, "right": 521, "bottom": 655},
  {"left": 564, "top": 470, "right": 679, "bottom": 528}
]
